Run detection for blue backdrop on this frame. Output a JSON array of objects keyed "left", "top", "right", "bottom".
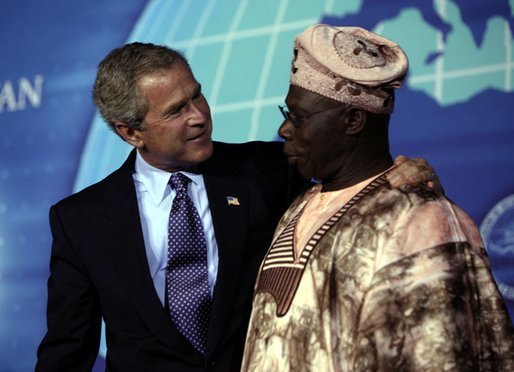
[{"left": 1, "top": 1, "right": 513, "bottom": 370}]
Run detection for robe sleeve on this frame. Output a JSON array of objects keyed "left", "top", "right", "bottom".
[{"left": 350, "top": 198, "right": 514, "bottom": 371}]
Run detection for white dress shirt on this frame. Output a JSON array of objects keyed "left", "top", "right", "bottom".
[{"left": 132, "top": 151, "right": 219, "bottom": 305}]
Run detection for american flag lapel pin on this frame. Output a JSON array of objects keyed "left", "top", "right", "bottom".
[{"left": 226, "top": 196, "right": 240, "bottom": 206}]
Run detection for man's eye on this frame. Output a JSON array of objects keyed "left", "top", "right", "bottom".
[
  {"left": 166, "top": 108, "right": 182, "bottom": 118},
  {"left": 289, "top": 112, "right": 301, "bottom": 121}
]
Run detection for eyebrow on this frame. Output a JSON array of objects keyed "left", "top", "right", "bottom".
[{"left": 192, "top": 84, "right": 202, "bottom": 100}]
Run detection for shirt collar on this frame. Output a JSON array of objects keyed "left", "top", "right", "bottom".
[{"left": 134, "top": 151, "right": 203, "bottom": 205}]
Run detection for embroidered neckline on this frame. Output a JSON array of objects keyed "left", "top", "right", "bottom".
[{"left": 255, "top": 172, "right": 390, "bottom": 316}]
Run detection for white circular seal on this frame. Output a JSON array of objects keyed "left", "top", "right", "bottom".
[{"left": 480, "top": 194, "right": 514, "bottom": 300}]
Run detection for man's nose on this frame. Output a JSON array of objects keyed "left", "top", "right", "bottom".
[
  {"left": 187, "top": 101, "right": 207, "bottom": 124},
  {"left": 278, "top": 119, "right": 292, "bottom": 140}
]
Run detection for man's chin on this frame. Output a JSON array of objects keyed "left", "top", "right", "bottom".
[{"left": 294, "top": 163, "right": 313, "bottom": 180}]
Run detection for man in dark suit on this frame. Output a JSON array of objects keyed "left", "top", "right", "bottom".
[{"left": 36, "top": 43, "right": 439, "bottom": 371}]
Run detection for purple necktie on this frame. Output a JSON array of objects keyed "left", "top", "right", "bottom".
[{"left": 166, "top": 173, "right": 211, "bottom": 355}]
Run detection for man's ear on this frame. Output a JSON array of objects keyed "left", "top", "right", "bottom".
[
  {"left": 115, "top": 122, "right": 144, "bottom": 148},
  {"left": 344, "top": 108, "right": 366, "bottom": 135}
]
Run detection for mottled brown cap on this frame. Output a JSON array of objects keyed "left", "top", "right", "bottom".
[{"left": 291, "top": 24, "right": 409, "bottom": 113}]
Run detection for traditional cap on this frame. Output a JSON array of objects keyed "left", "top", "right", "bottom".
[{"left": 290, "top": 24, "right": 409, "bottom": 113}]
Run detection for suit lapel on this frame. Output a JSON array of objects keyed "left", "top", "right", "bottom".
[
  {"left": 101, "top": 147, "right": 252, "bottom": 358},
  {"left": 202, "top": 171, "right": 249, "bottom": 356},
  {"left": 100, "top": 152, "right": 197, "bottom": 356}
]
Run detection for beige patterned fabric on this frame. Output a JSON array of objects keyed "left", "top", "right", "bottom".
[{"left": 242, "top": 174, "right": 514, "bottom": 371}]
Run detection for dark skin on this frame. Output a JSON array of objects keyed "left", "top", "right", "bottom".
[{"left": 279, "top": 84, "right": 440, "bottom": 192}]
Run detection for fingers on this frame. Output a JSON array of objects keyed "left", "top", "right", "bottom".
[
  {"left": 387, "top": 172, "right": 417, "bottom": 189},
  {"left": 427, "top": 179, "right": 445, "bottom": 196},
  {"left": 387, "top": 156, "right": 440, "bottom": 190},
  {"left": 393, "top": 155, "right": 408, "bottom": 166}
]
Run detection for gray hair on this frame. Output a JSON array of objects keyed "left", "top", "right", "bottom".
[{"left": 92, "top": 42, "right": 190, "bottom": 133}]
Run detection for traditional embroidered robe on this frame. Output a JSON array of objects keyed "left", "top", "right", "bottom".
[{"left": 242, "top": 174, "right": 514, "bottom": 371}]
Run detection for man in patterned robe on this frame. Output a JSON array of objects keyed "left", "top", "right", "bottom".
[{"left": 242, "top": 24, "right": 514, "bottom": 371}]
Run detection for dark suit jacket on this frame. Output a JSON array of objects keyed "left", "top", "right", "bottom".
[{"left": 36, "top": 141, "right": 307, "bottom": 372}]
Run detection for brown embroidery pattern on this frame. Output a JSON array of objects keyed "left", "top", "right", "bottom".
[{"left": 255, "top": 175, "right": 390, "bottom": 316}]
